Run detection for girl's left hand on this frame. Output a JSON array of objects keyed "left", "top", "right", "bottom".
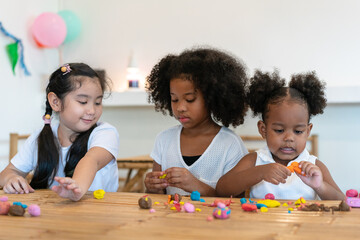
[
  {"left": 51, "top": 176, "right": 83, "bottom": 201},
  {"left": 297, "top": 161, "right": 323, "bottom": 189},
  {"left": 165, "top": 167, "right": 198, "bottom": 193}
]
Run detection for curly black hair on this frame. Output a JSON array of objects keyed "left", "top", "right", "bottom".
[
  {"left": 247, "top": 69, "right": 327, "bottom": 122},
  {"left": 146, "top": 47, "right": 248, "bottom": 127}
]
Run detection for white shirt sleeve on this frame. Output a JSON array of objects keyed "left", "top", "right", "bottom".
[
  {"left": 11, "top": 130, "right": 41, "bottom": 173},
  {"left": 88, "top": 122, "right": 120, "bottom": 159}
]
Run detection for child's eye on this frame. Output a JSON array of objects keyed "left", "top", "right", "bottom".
[
  {"left": 186, "top": 99, "right": 195, "bottom": 103},
  {"left": 171, "top": 99, "right": 178, "bottom": 103},
  {"left": 274, "top": 129, "right": 284, "bottom": 133},
  {"left": 78, "top": 101, "right": 87, "bottom": 105},
  {"left": 95, "top": 101, "right": 102, "bottom": 106},
  {"left": 295, "top": 130, "right": 304, "bottom": 134}
]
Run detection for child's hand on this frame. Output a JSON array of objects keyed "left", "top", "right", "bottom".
[
  {"left": 3, "top": 175, "right": 34, "bottom": 194},
  {"left": 51, "top": 176, "right": 83, "bottom": 201},
  {"left": 144, "top": 171, "right": 168, "bottom": 194},
  {"left": 297, "top": 161, "right": 323, "bottom": 189},
  {"left": 165, "top": 167, "right": 198, "bottom": 193},
  {"left": 260, "top": 163, "right": 292, "bottom": 185}
]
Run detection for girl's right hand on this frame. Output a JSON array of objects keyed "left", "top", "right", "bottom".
[
  {"left": 260, "top": 163, "right": 292, "bottom": 185},
  {"left": 144, "top": 171, "right": 168, "bottom": 194},
  {"left": 3, "top": 175, "right": 35, "bottom": 194}
]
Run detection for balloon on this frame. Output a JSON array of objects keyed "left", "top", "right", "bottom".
[
  {"left": 32, "top": 12, "right": 66, "bottom": 48},
  {"left": 58, "top": 10, "right": 81, "bottom": 43}
]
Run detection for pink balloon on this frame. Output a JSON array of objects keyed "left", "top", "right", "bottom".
[{"left": 32, "top": 12, "right": 67, "bottom": 48}]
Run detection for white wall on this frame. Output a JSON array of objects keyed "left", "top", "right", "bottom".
[
  {"left": 0, "top": 0, "right": 359, "bottom": 193},
  {"left": 0, "top": 0, "right": 60, "bottom": 170}
]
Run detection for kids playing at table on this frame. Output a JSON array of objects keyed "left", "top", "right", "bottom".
[
  {"left": 144, "top": 47, "right": 249, "bottom": 196},
  {"left": 216, "top": 70, "right": 345, "bottom": 200},
  {"left": 0, "top": 63, "right": 119, "bottom": 201}
]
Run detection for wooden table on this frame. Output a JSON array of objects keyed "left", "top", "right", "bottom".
[
  {"left": 117, "top": 155, "right": 153, "bottom": 192},
  {"left": 0, "top": 190, "right": 359, "bottom": 239}
]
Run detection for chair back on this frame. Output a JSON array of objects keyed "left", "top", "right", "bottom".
[
  {"left": 240, "top": 134, "right": 318, "bottom": 156},
  {"left": 9, "top": 133, "right": 30, "bottom": 161},
  {"left": 240, "top": 134, "right": 319, "bottom": 198}
]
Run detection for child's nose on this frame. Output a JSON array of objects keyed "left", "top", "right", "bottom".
[
  {"left": 284, "top": 131, "right": 294, "bottom": 142},
  {"left": 177, "top": 101, "right": 187, "bottom": 112},
  {"left": 86, "top": 104, "right": 96, "bottom": 114}
]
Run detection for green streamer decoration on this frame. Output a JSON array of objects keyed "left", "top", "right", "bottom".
[{"left": 6, "top": 42, "right": 19, "bottom": 75}]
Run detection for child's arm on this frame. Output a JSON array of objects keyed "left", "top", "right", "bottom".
[
  {"left": 216, "top": 153, "right": 292, "bottom": 197},
  {"left": 144, "top": 161, "right": 168, "bottom": 194},
  {"left": 165, "top": 167, "right": 216, "bottom": 196},
  {"left": 0, "top": 163, "right": 34, "bottom": 194},
  {"left": 51, "top": 146, "right": 114, "bottom": 201},
  {"left": 298, "top": 160, "right": 345, "bottom": 200}
]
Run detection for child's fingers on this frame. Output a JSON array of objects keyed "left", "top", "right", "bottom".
[
  {"left": 167, "top": 176, "right": 182, "bottom": 184},
  {"left": 28, "top": 185, "right": 35, "bottom": 193},
  {"left": 73, "top": 188, "right": 81, "bottom": 193},
  {"left": 3, "top": 184, "right": 16, "bottom": 194},
  {"left": 51, "top": 185, "right": 61, "bottom": 194},
  {"left": 66, "top": 182, "right": 79, "bottom": 190},
  {"left": 59, "top": 177, "right": 75, "bottom": 185},
  {"left": 11, "top": 180, "right": 25, "bottom": 194},
  {"left": 18, "top": 180, "right": 32, "bottom": 194}
]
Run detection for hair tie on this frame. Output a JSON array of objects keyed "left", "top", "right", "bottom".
[
  {"left": 43, "top": 114, "right": 51, "bottom": 125},
  {"left": 60, "top": 64, "right": 72, "bottom": 75}
]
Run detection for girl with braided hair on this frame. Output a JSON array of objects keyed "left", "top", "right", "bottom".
[
  {"left": 0, "top": 63, "right": 119, "bottom": 201},
  {"left": 217, "top": 70, "right": 345, "bottom": 200}
]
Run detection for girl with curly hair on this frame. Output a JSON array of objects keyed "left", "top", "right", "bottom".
[
  {"left": 216, "top": 70, "right": 345, "bottom": 200},
  {"left": 144, "top": 47, "right": 249, "bottom": 196}
]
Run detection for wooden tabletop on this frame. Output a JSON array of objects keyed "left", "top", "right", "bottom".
[{"left": 0, "top": 190, "right": 359, "bottom": 240}]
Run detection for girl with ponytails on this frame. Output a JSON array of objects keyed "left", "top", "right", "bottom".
[{"left": 0, "top": 63, "right": 119, "bottom": 201}]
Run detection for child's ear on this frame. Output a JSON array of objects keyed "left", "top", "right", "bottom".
[
  {"left": 47, "top": 92, "right": 62, "bottom": 112},
  {"left": 257, "top": 120, "right": 266, "bottom": 139},
  {"left": 307, "top": 123, "right": 313, "bottom": 136}
]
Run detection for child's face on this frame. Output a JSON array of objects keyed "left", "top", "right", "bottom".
[
  {"left": 56, "top": 77, "right": 103, "bottom": 136},
  {"left": 170, "top": 78, "right": 210, "bottom": 129},
  {"left": 258, "top": 100, "right": 313, "bottom": 164}
]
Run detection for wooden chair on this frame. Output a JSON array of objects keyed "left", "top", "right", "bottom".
[
  {"left": 116, "top": 155, "right": 153, "bottom": 192},
  {"left": 240, "top": 134, "right": 319, "bottom": 197},
  {"left": 9, "top": 133, "right": 30, "bottom": 161},
  {"left": 9, "top": 133, "right": 32, "bottom": 183},
  {"left": 241, "top": 134, "right": 318, "bottom": 156}
]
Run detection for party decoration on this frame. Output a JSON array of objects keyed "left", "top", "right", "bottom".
[
  {"left": 6, "top": 42, "right": 18, "bottom": 74},
  {"left": 0, "top": 22, "right": 30, "bottom": 76},
  {"left": 58, "top": 10, "right": 81, "bottom": 43},
  {"left": 32, "top": 12, "right": 66, "bottom": 47}
]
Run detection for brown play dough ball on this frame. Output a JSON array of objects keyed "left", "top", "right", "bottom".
[
  {"left": 138, "top": 196, "right": 152, "bottom": 209},
  {"left": 9, "top": 205, "right": 25, "bottom": 216},
  {"left": 171, "top": 193, "right": 182, "bottom": 202}
]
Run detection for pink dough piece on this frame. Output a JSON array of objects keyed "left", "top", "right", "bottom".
[
  {"left": 184, "top": 202, "right": 195, "bottom": 213},
  {"left": 28, "top": 204, "right": 41, "bottom": 217},
  {"left": 346, "top": 189, "right": 358, "bottom": 198},
  {"left": 0, "top": 202, "right": 10, "bottom": 215}
]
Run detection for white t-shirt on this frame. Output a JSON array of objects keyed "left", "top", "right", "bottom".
[
  {"left": 250, "top": 146, "right": 318, "bottom": 200},
  {"left": 151, "top": 125, "right": 248, "bottom": 195},
  {"left": 11, "top": 122, "right": 119, "bottom": 192}
]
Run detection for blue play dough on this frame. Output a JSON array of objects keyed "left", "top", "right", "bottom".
[
  {"left": 240, "top": 198, "right": 247, "bottom": 204},
  {"left": 190, "top": 191, "right": 201, "bottom": 201}
]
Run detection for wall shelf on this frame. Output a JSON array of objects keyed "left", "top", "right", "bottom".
[
  {"left": 103, "top": 86, "right": 360, "bottom": 107},
  {"left": 103, "top": 90, "right": 152, "bottom": 107}
]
